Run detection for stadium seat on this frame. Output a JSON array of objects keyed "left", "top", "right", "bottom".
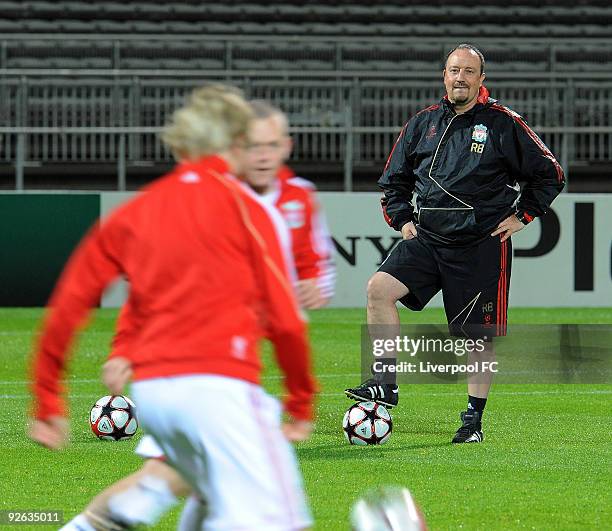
[
  {"left": 59, "top": 19, "right": 96, "bottom": 33},
  {"left": 410, "top": 5, "right": 440, "bottom": 19},
  {"left": 240, "top": 4, "right": 278, "bottom": 21},
  {"left": 0, "top": 18, "right": 18, "bottom": 32},
  {"left": 154, "top": 58, "right": 223, "bottom": 70},
  {"left": 556, "top": 44, "right": 612, "bottom": 71},
  {"left": 162, "top": 20, "right": 202, "bottom": 33},
  {"left": 120, "top": 58, "right": 154, "bottom": 69},
  {"left": 25, "top": 1, "right": 64, "bottom": 19},
  {"left": 48, "top": 57, "right": 89, "bottom": 69},
  {"left": 396, "top": 23, "right": 440, "bottom": 36},
  {"left": 24, "top": 19, "right": 57, "bottom": 32},
  {"left": 61, "top": 1, "right": 100, "bottom": 18},
  {"left": 478, "top": 24, "right": 515, "bottom": 37},
  {"left": 82, "top": 57, "right": 113, "bottom": 69},
  {"left": 231, "top": 22, "right": 264, "bottom": 34},
  {"left": 6, "top": 56, "right": 49, "bottom": 69},
  {"left": 306, "top": 5, "right": 346, "bottom": 21},
  {"left": 269, "top": 22, "right": 307, "bottom": 35},
  {"left": 581, "top": 24, "right": 612, "bottom": 37},
  {"left": 278, "top": 4, "right": 311, "bottom": 21},
  {"left": 133, "top": 2, "right": 174, "bottom": 21},
  {"left": 98, "top": 2, "right": 137, "bottom": 20},
  {"left": 374, "top": 5, "right": 415, "bottom": 19},
  {"left": 0, "top": 1, "right": 25, "bottom": 18},
  {"left": 171, "top": 3, "right": 201, "bottom": 17}
]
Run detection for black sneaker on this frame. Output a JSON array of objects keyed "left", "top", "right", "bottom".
[
  {"left": 344, "top": 378, "right": 399, "bottom": 408},
  {"left": 452, "top": 410, "right": 484, "bottom": 443}
]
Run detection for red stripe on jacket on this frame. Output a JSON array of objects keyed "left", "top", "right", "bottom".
[{"left": 491, "top": 104, "right": 564, "bottom": 184}]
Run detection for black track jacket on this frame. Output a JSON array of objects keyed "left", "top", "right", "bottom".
[{"left": 380, "top": 86, "right": 565, "bottom": 245}]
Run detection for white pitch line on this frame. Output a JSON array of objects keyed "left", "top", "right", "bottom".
[
  {"left": 2, "top": 373, "right": 610, "bottom": 386},
  {"left": 0, "top": 331, "right": 115, "bottom": 336},
  {"left": 0, "top": 373, "right": 364, "bottom": 386},
  {"left": 2, "top": 389, "right": 611, "bottom": 400},
  {"left": 0, "top": 378, "right": 102, "bottom": 385},
  {"left": 0, "top": 394, "right": 104, "bottom": 399},
  {"left": 261, "top": 373, "right": 363, "bottom": 381},
  {"left": 318, "top": 389, "right": 612, "bottom": 397}
]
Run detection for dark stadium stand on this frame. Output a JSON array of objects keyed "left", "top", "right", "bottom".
[
  {"left": 0, "top": 1, "right": 611, "bottom": 191},
  {"left": 1, "top": 0, "right": 612, "bottom": 73},
  {"left": 5, "top": 38, "right": 610, "bottom": 73},
  {"left": 1, "top": 17, "right": 611, "bottom": 37},
  {"left": 1, "top": 1, "right": 612, "bottom": 33}
]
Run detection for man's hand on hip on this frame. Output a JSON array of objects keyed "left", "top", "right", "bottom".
[
  {"left": 491, "top": 214, "right": 525, "bottom": 242},
  {"left": 401, "top": 222, "right": 417, "bottom": 240}
]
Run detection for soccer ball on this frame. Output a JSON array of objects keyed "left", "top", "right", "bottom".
[
  {"left": 350, "top": 486, "right": 427, "bottom": 531},
  {"left": 90, "top": 395, "right": 138, "bottom": 441},
  {"left": 342, "top": 401, "right": 392, "bottom": 445}
]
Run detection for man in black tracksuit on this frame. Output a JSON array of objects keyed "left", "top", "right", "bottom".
[{"left": 345, "top": 44, "right": 565, "bottom": 443}]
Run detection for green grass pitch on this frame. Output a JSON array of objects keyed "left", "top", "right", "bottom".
[{"left": 1, "top": 307, "right": 611, "bottom": 530}]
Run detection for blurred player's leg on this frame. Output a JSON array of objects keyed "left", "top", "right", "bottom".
[
  {"left": 60, "top": 458, "right": 188, "bottom": 531},
  {"left": 60, "top": 514, "right": 97, "bottom": 531},
  {"left": 132, "top": 375, "right": 312, "bottom": 531},
  {"left": 104, "top": 459, "right": 182, "bottom": 527},
  {"left": 178, "top": 495, "right": 208, "bottom": 531},
  {"left": 60, "top": 471, "right": 154, "bottom": 531}
]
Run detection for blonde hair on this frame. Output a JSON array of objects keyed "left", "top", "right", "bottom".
[{"left": 161, "top": 84, "right": 253, "bottom": 160}]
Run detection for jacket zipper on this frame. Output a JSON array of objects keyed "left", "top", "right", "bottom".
[{"left": 418, "top": 114, "right": 473, "bottom": 223}]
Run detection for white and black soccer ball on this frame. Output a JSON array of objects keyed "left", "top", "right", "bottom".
[
  {"left": 343, "top": 401, "right": 392, "bottom": 446},
  {"left": 350, "top": 486, "right": 427, "bottom": 531},
  {"left": 90, "top": 395, "right": 138, "bottom": 441}
]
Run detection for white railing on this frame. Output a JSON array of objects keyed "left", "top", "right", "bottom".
[
  {"left": 1, "top": 125, "right": 610, "bottom": 191},
  {"left": 1, "top": 74, "right": 611, "bottom": 190}
]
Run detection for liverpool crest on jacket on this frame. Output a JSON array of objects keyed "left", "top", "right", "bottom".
[{"left": 472, "top": 124, "right": 488, "bottom": 143}]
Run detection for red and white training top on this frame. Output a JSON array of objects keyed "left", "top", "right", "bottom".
[
  {"left": 30, "top": 156, "right": 318, "bottom": 422},
  {"left": 258, "top": 166, "right": 335, "bottom": 299}
]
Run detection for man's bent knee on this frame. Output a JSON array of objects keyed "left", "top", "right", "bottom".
[{"left": 367, "top": 272, "right": 408, "bottom": 305}]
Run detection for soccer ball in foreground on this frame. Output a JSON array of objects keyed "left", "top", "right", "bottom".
[
  {"left": 350, "top": 486, "right": 427, "bottom": 531},
  {"left": 90, "top": 395, "right": 138, "bottom": 441},
  {"left": 343, "top": 401, "right": 392, "bottom": 445}
]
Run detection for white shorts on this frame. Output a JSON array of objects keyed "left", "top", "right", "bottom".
[
  {"left": 131, "top": 375, "right": 312, "bottom": 531},
  {"left": 135, "top": 433, "right": 165, "bottom": 459}
]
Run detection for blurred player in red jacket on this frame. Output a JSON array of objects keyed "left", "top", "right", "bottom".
[
  {"left": 58, "top": 100, "right": 334, "bottom": 531},
  {"left": 246, "top": 100, "right": 335, "bottom": 310},
  {"left": 29, "top": 85, "right": 317, "bottom": 531}
]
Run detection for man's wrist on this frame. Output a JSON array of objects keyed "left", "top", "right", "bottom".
[
  {"left": 396, "top": 217, "right": 414, "bottom": 231},
  {"left": 516, "top": 211, "right": 535, "bottom": 225}
]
